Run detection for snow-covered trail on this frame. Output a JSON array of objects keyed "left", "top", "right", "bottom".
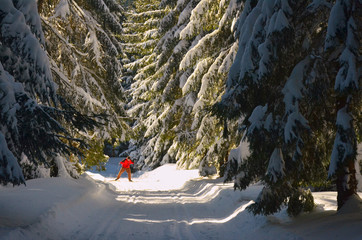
[
  {"left": 1, "top": 161, "right": 362, "bottom": 240},
  {"left": 101, "top": 178, "right": 260, "bottom": 240},
  {"left": 0, "top": 172, "right": 260, "bottom": 240}
]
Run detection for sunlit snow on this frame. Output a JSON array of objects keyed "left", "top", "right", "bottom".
[{"left": 1, "top": 157, "right": 362, "bottom": 239}]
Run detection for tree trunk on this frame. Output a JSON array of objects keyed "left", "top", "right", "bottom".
[
  {"left": 335, "top": 96, "right": 358, "bottom": 210},
  {"left": 336, "top": 159, "right": 358, "bottom": 210}
]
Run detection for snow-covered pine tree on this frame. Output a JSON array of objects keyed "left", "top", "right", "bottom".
[
  {"left": 325, "top": 0, "right": 361, "bottom": 210},
  {"left": 174, "top": 0, "right": 242, "bottom": 175},
  {"left": 217, "top": 0, "right": 342, "bottom": 216},
  {"left": 38, "top": 0, "right": 131, "bottom": 170},
  {"left": 121, "top": 0, "right": 167, "bottom": 108},
  {"left": 0, "top": 0, "right": 99, "bottom": 183},
  {"left": 119, "top": 0, "right": 171, "bottom": 168},
  {"left": 125, "top": 0, "right": 242, "bottom": 174}
]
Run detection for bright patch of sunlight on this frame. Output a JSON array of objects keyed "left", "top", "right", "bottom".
[
  {"left": 123, "top": 201, "right": 254, "bottom": 225},
  {"left": 115, "top": 183, "right": 229, "bottom": 204},
  {"left": 313, "top": 192, "right": 338, "bottom": 211},
  {"left": 87, "top": 163, "right": 201, "bottom": 192}
]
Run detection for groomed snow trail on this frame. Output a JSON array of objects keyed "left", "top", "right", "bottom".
[
  {"left": 1, "top": 160, "right": 362, "bottom": 240},
  {"left": 0, "top": 170, "right": 263, "bottom": 240}
]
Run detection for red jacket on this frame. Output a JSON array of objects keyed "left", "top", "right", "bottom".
[{"left": 120, "top": 158, "right": 134, "bottom": 168}]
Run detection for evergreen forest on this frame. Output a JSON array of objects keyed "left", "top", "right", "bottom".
[{"left": 0, "top": 0, "right": 361, "bottom": 215}]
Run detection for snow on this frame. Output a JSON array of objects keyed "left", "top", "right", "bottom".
[
  {"left": 284, "top": 111, "right": 309, "bottom": 143},
  {"left": 335, "top": 47, "right": 358, "bottom": 91},
  {"left": 307, "top": 0, "right": 331, "bottom": 12},
  {"left": 272, "top": 9, "right": 290, "bottom": 33},
  {"left": 1, "top": 157, "right": 362, "bottom": 239},
  {"left": 248, "top": 104, "right": 268, "bottom": 133},
  {"left": 336, "top": 105, "right": 353, "bottom": 130},
  {"left": 325, "top": 0, "right": 346, "bottom": 50},
  {"left": 198, "top": 49, "right": 226, "bottom": 97},
  {"left": 84, "top": 30, "right": 104, "bottom": 68},
  {"left": 179, "top": 0, "right": 211, "bottom": 39},
  {"left": 182, "top": 58, "right": 210, "bottom": 95},
  {"left": 219, "top": 41, "right": 238, "bottom": 74},
  {"left": 51, "top": 0, "right": 70, "bottom": 19},
  {"left": 15, "top": 0, "right": 46, "bottom": 45},
  {"left": 226, "top": 2, "right": 261, "bottom": 86},
  {"left": 280, "top": 0, "right": 293, "bottom": 15},
  {"left": 228, "top": 135, "right": 250, "bottom": 166},
  {"left": 266, "top": 148, "right": 285, "bottom": 183},
  {"left": 282, "top": 57, "right": 310, "bottom": 143},
  {"left": 218, "top": 0, "right": 239, "bottom": 29},
  {"left": 0, "top": 63, "right": 25, "bottom": 184},
  {"left": 0, "top": 0, "right": 56, "bottom": 102},
  {"left": 179, "top": 30, "right": 218, "bottom": 70},
  {"left": 0, "top": 133, "right": 24, "bottom": 185},
  {"left": 177, "top": 1, "right": 193, "bottom": 26},
  {"left": 283, "top": 57, "right": 309, "bottom": 112},
  {"left": 328, "top": 106, "right": 354, "bottom": 177}
]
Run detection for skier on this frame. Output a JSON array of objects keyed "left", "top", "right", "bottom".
[{"left": 115, "top": 156, "right": 134, "bottom": 182}]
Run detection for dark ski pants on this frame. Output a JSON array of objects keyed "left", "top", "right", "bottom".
[{"left": 116, "top": 167, "right": 132, "bottom": 181}]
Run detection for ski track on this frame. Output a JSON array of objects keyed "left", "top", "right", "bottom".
[
  {"left": 1, "top": 176, "right": 261, "bottom": 240},
  {"left": 3, "top": 171, "right": 361, "bottom": 240}
]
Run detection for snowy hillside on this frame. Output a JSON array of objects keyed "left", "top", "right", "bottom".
[{"left": 1, "top": 158, "right": 361, "bottom": 240}]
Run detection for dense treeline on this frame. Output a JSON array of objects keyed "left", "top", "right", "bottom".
[
  {"left": 0, "top": 0, "right": 360, "bottom": 215},
  {"left": 0, "top": 0, "right": 129, "bottom": 183},
  {"left": 123, "top": 0, "right": 361, "bottom": 214}
]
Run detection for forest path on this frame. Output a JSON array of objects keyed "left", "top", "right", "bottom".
[
  {"left": 3, "top": 162, "right": 360, "bottom": 239},
  {"left": 68, "top": 175, "right": 259, "bottom": 240},
  {"left": 1, "top": 163, "right": 264, "bottom": 240}
]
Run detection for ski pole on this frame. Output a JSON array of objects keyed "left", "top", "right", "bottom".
[{"left": 115, "top": 164, "right": 121, "bottom": 177}]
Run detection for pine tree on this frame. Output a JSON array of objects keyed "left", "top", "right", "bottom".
[
  {"left": 216, "top": 0, "right": 345, "bottom": 216},
  {"left": 325, "top": 0, "right": 361, "bottom": 210},
  {"left": 121, "top": 0, "right": 173, "bottom": 168},
  {"left": 38, "top": 0, "right": 131, "bottom": 169},
  {"left": 124, "top": 0, "right": 242, "bottom": 174},
  {"left": 172, "top": 0, "right": 242, "bottom": 174},
  {"left": 0, "top": 0, "right": 99, "bottom": 183},
  {"left": 120, "top": 0, "right": 166, "bottom": 93}
]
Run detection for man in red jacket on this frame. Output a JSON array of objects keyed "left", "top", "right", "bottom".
[{"left": 115, "top": 156, "right": 134, "bottom": 182}]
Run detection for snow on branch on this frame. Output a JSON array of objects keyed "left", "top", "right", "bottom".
[
  {"left": 282, "top": 58, "right": 309, "bottom": 113},
  {"left": 334, "top": 13, "right": 359, "bottom": 92},
  {"left": 266, "top": 148, "right": 285, "bottom": 183},
  {"left": 182, "top": 58, "right": 211, "bottom": 95},
  {"left": 198, "top": 49, "right": 228, "bottom": 98},
  {"left": 227, "top": 0, "right": 295, "bottom": 87},
  {"left": 266, "top": 9, "right": 290, "bottom": 35},
  {"left": 51, "top": 0, "right": 70, "bottom": 20},
  {"left": 84, "top": 31, "right": 104, "bottom": 69},
  {"left": 1, "top": 0, "right": 57, "bottom": 103},
  {"left": 179, "top": 0, "right": 212, "bottom": 39},
  {"left": 328, "top": 107, "right": 355, "bottom": 177},
  {"left": 327, "top": 0, "right": 359, "bottom": 179},
  {"left": 0, "top": 133, "right": 25, "bottom": 185},
  {"left": 177, "top": 0, "right": 194, "bottom": 26},
  {"left": 284, "top": 112, "right": 309, "bottom": 144},
  {"left": 0, "top": 63, "right": 25, "bottom": 185},
  {"left": 179, "top": 30, "right": 219, "bottom": 70},
  {"left": 248, "top": 105, "right": 268, "bottom": 134},
  {"left": 282, "top": 57, "right": 310, "bottom": 143},
  {"left": 219, "top": 0, "right": 239, "bottom": 29},
  {"left": 325, "top": 0, "right": 347, "bottom": 50},
  {"left": 15, "top": 0, "right": 47, "bottom": 45}
]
